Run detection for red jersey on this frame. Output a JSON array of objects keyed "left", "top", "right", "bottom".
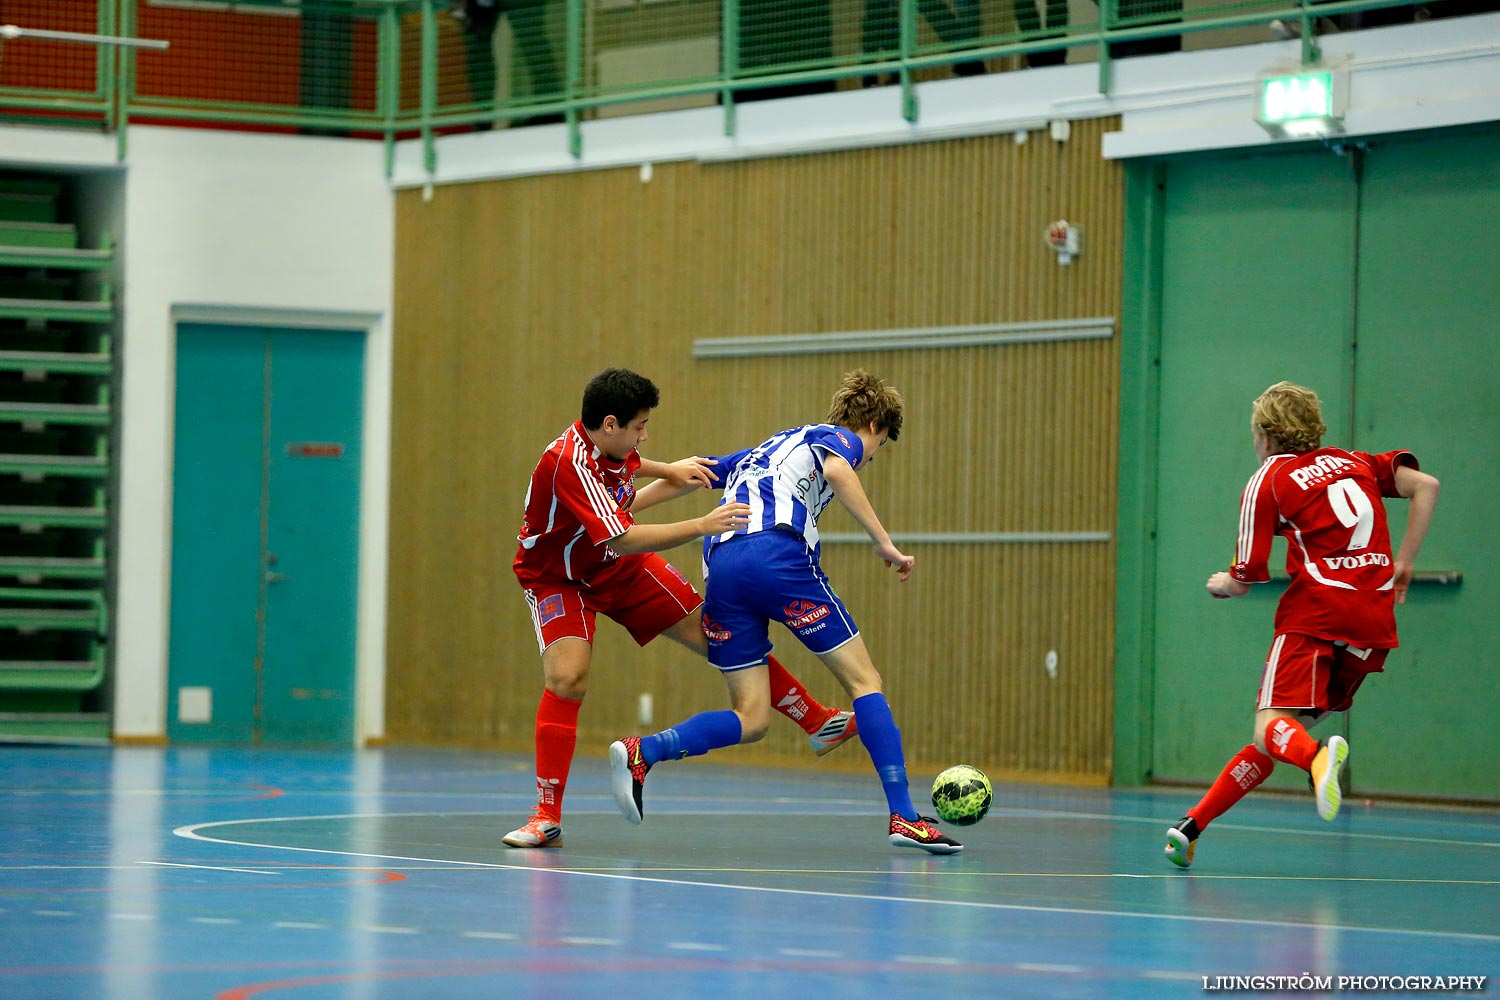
[
  {"left": 1230, "top": 448, "right": 1416, "bottom": 648},
  {"left": 513, "top": 421, "right": 640, "bottom": 588}
]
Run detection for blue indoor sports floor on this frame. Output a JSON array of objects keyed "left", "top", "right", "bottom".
[{"left": 1, "top": 745, "right": 1495, "bottom": 999}]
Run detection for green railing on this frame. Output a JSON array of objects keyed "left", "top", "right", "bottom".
[{"left": 0, "top": 0, "right": 1454, "bottom": 171}]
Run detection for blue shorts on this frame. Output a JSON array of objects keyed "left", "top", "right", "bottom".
[{"left": 701, "top": 530, "right": 859, "bottom": 672}]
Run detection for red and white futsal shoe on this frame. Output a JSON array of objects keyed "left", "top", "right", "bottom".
[{"left": 502, "top": 806, "right": 563, "bottom": 848}]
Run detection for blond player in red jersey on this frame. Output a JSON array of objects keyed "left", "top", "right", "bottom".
[
  {"left": 504, "top": 368, "right": 861, "bottom": 848},
  {"left": 1165, "top": 381, "right": 1440, "bottom": 868}
]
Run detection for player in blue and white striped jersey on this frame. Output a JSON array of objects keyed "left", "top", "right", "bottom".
[
  {"left": 704, "top": 420, "right": 862, "bottom": 559},
  {"left": 608, "top": 370, "right": 963, "bottom": 854}
]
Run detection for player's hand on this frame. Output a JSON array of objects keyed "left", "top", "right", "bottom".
[
  {"left": 876, "top": 541, "right": 915, "bottom": 582},
  {"left": 1206, "top": 571, "right": 1249, "bottom": 600},
  {"left": 1391, "top": 559, "right": 1414, "bottom": 605},
  {"left": 662, "top": 456, "right": 717, "bottom": 490},
  {"left": 700, "top": 501, "right": 750, "bottom": 536}
]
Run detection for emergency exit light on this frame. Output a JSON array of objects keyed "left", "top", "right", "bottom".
[{"left": 1257, "top": 69, "right": 1347, "bottom": 138}]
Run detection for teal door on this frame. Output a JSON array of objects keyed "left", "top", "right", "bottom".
[{"left": 168, "top": 323, "right": 364, "bottom": 745}]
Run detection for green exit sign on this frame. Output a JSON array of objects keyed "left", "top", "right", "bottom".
[{"left": 1257, "top": 68, "right": 1347, "bottom": 138}]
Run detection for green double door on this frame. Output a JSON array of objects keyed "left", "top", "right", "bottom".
[
  {"left": 1147, "top": 128, "right": 1499, "bottom": 799},
  {"left": 168, "top": 323, "right": 364, "bottom": 745}
]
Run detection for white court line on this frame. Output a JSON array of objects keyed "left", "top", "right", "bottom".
[
  {"left": 13, "top": 858, "right": 1491, "bottom": 886},
  {"left": 993, "top": 807, "right": 1500, "bottom": 850},
  {"left": 0, "top": 865, "right": 143, "bottom": 871},
  {"left": 168, "top": 813, "right": 1500, "bottom": 884},
  {"left": 172, "top": 806, "right": 1500, "bottom": 852},
  {"left": 1018, "top": 962, "right": 1084, "bottom": 973},
  {"left": 0, "top": 863, "right": 531, "bottom": 873},
  {"left": 142, "top": 860, "right": 282, "bottom": 875},
  {"left": 0, "top": 788, "right": 285, "bottom": 798},
  {"left": 173, "top": 814, "right": 1500, "bottom": 944}
]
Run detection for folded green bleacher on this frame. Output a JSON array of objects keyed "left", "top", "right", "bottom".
[{"left": 0, "top": 172, "right": 114, "bottom": 743}]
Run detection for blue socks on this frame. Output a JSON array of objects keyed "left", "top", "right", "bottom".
[
  {"left": 853, "top": 692, "right": 917, "bottom": 821},
  {"left": 639, "top": 710, "right": 742, "bottom": 766},
  {"left": 638, "top": 696, "right": 917, "bottom": 822}
]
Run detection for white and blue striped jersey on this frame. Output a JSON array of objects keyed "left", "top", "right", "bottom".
[{"left": 705, "top": 423, "right": 864, "bottom": 556}]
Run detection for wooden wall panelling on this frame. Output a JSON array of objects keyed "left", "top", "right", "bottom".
[{"left": 389, "top": 119, "right": 1122, "bottom": 782}]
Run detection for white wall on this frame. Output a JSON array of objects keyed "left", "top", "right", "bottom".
[{"left": 110, "top": 127, "right": 394, "bottom": 741}]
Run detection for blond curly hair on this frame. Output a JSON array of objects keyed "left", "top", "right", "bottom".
[
  {"left": 827, "top": 369, "right": 903, "bottom": 441},
  {"left": 1252, "top": 381, "right": 1326, "bottom": 454}
]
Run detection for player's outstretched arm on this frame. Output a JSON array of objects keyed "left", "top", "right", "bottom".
[
  {"left": 639, "top": 456, "right": 717, "bottom": 490},
  {"left": 609, "top": 501, "right": 750, "bottom": 555},
  {"left": 632, "top": 457, "right": 720, "bottom": 513},
  {"left": 1391, "top": 465, "right": 1441, "bottom": 605},
  {"left": 824, "top": 454, "right": 914, "bottom": 582}
]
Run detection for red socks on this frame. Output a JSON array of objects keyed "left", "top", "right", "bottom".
[
  {"left": 1264, "top": 715, "right": 1320, "bottom": 770},
  {"left": 533, "top": 688, "right": 581, "bottom": 818},
  {"left": 766, "top": 654, "right": 833, "bottom": 734},
  {"left": 1188, "top": 719, "right": 1319, "bottom": 831},
  {"left": 533, "top": 656, "right": 833, "bottom": 816},
  {"left": 1190, "top": 743, "right": 1274, "bottom": 830}
]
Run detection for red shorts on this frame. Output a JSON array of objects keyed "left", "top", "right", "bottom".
[
  {"left": 1257, "top": 632, "right": 1389, "bottom": 713},
  {"left": 521, "top": 552, "right": 702, "bottom": 654}
]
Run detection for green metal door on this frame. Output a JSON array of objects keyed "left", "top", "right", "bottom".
[
  {"left": 168, "top": 323, "right": 364, "bottom": 745},
  {"left": 1149, "top": 150, "right": 1358, "bottom": 789},
  {"left": 1135, "top": 129, "right": 1500, "bottom": 801},
  {"left": 1344, "top": 130, "right": 1500, "bottom": 799}
]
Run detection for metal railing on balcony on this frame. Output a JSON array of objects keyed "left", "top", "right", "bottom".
[{"left": 0, "top": 0, "right": 1482, "bottom": 171}]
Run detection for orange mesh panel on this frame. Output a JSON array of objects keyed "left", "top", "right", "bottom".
[
  {"left": 0, "top": 1, "right": 101, "bottom": 94},
  {"left": 132, "top": 3, "right": 380, "bottom": 114}
]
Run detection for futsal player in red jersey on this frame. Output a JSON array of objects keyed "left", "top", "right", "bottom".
[
  {"left": 504, "top": 368, "right": 861, "bottom": 848},
  {"left": 1165, "top": 382, "right": 1440, "bottom": 868}
]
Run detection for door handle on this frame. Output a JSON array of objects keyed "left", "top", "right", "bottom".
[
  {"left": 1410, "top": 570, "right": 1462, "bottom": 587},
  {"left": 265, "top": 551, "right": 286, "bottom": 585}
]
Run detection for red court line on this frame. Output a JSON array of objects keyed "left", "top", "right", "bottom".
[
  {"left": 1, "top": 957, "right": 442, "bottom": 979},
  {"left": 245, "top": 784, "right": 286, "bottom": 801},
  {"left": 0, "top": 784, "right": 287, "bottom": 807},
  {"left": 0, "top": 867, "right": 407, "bottom": 894}
]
